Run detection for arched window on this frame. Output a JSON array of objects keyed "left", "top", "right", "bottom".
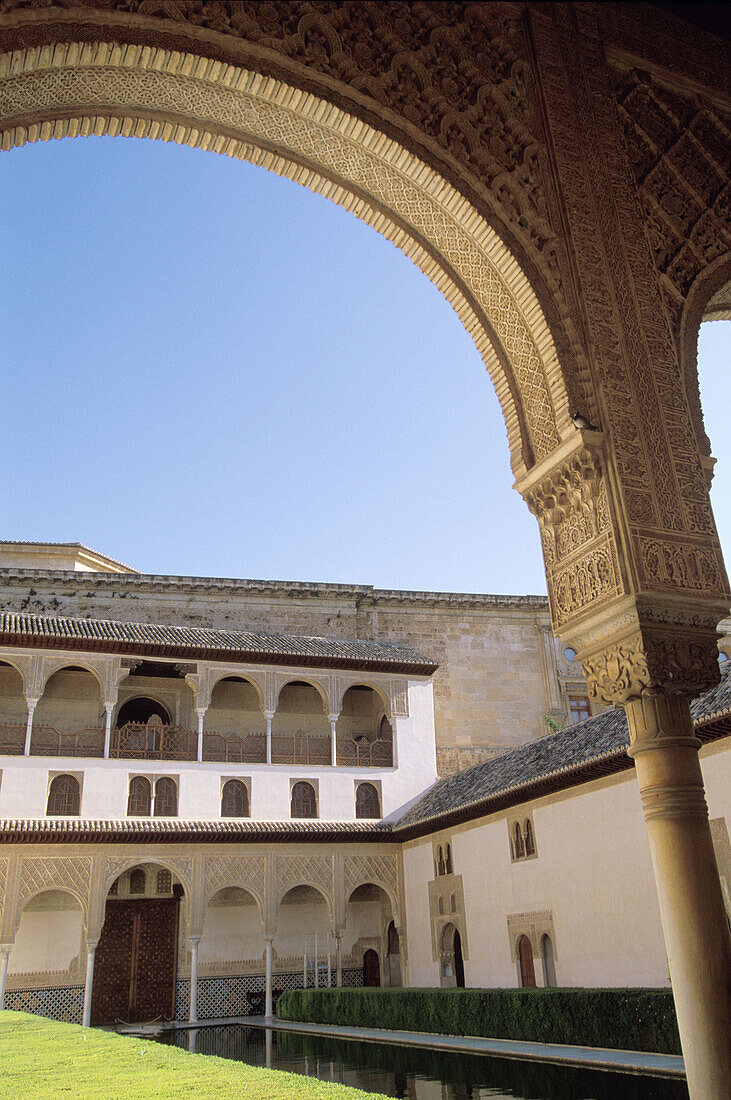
[
  {"left": 46, "top": 774, "right": 80, "bottom": 816},
  {"left": 450, "top": 893, "right": 457, "bottom": 913},
  {"left": 221, "top": 779, "right": 249, "bottom": 818},
  {"left": 445, "top": 844, "right": 453, "bottom": 875},
  {"left": 524, "top": 819, "right": 536, "bottom": 856},
  {"left": 291, "top": 781, "right": 317, "bottom": 819},
  {"left": 129, "top": 868, "right": 146, "bottom": 895},
  {"left": 127, "top": 776, "right": 151, "bottom": 817},
  {"left": 438, "top": 896, "right": 445, "bottom": 915},
  {"left": 513, "top": 822, "right": 525, "bottom": 859},
  {"left": 542, "top": 933, "right": 557, "bottom": 987},
  {"left": 153, "top": 776, "right": 178, "bottom": 817},
  {"left": 355, "top": 782, "right": 381, "bottom": 819},
  {"left": 518, "top": 934, "right": 536, "bottom": 987},
  {"left": 437, "top": 846, "right": 446, "bottom": 876},
  {"left": 156, "top": 868, "right": 172, "bottom": 894}
]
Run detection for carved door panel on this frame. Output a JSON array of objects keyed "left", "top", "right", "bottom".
[
  {"left": 91, "top": 900, "right": 136, "bottom": 1025},
  {"left": 131, "top": 899, "right": 179, "bottom": 1022},
  {"left": 91, "top": 898, "right": 179, "bottom": 1025}
]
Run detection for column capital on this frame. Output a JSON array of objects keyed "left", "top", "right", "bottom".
[
  {"left": 264, "top": 710, "right": 275, "bottom": 721},
  {"left": 561, "top": 597, "right": 725, "bottom": 707},
  {"left": 188, "top": 933, "right": 202, "bottom": 946}
]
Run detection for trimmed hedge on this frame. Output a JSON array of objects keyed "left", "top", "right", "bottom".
[{"left": 277, "top": 987, "right": 681, "bottom": 1055}]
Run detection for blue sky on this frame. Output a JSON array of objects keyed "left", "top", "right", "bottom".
[{"left": 3, "top": 137, "right": 729, "bottom": 593}]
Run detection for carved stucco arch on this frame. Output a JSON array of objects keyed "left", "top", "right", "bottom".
[
  {"left": 14, "top": 885, "right": 87, "bottom": 936},
  {"left": 207, "top": 671, "right": 265, "bottom": 711},
  {"left": 38, "top": 658, "right": 106, "bottom": 701},
  {"left": 679, "top": 251, "right": 731, "bottom": 471},
  {"left": 102, "top": 854, "right": 192, "bottom": 898},
  {"left": 278, "top": 880, "right": 333, "bottom": 923},
  {"left": 337, "top": 680, "right": 391, "bottom": 717},
  {"left": 0, "top": 40, "right": 572, "bottom": 478},
  {"left": 204, "top": 883, "right": 264, "bottom": 927},
  {"left": 346, "top": 879, "right": 398, "bottom": 923}
]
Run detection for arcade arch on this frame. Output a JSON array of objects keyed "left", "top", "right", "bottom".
[
  {"left": 91, "top": 860, "right": 185, "bottom": 1026},
  {"left": 199, "top": 886, "right": 262, "bottom": 997},
  {"left": 9, "top": 889, "right": 84, "bottom": 985},
  {"left": 0, "top": 8, "right": 729, "bottom": 1093}
]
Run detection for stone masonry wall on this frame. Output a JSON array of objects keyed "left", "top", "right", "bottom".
[{"left": 0, "top": 569, "right": 562, "bottom": 772}]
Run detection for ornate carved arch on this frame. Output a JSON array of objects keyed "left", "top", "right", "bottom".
[{"left": 0, "top": 36, "right": 574, "bottom": 475}]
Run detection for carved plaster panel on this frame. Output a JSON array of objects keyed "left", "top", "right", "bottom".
[
  {"left": 612, "top": 67, "right": 731, "bottom": 334},
  {"left": 204, "top": 855, "right": 265, "bottom": 909},
  {"left": 17, "top": 856, "right": 92, "bottom": 920},
  {"left": 276, "top": 853, "right": 334, "bottom": 905},
  {"left": 343, "top": 853, "right": 399, "bottom": 909}
]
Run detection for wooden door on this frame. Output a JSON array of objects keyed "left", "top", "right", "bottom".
[
  {"left": 518, "top": 934, "right": 536, "bottom": 988},
  {"left": 91, "top": 898, "right": 179, "bottom": 1024}
]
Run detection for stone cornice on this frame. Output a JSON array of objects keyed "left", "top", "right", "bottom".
[{"left": 0, "top": 567, "right": 549, "bottom": 611}]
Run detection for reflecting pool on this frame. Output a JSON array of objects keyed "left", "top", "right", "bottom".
[{"left": 158, "top": 1024, "right": 689, "bottom": 1099}]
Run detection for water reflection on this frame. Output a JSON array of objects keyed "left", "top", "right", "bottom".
[{"left": 158, "top": 1025, "right": 688, "bottom": 1100}]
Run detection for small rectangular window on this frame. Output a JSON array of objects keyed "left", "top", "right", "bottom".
[{"left": 568, "top": 695, "right": 591, "bottom": 724}]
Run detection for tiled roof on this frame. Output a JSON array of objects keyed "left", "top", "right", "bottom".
[
  {"left": 0, "top": 611, "right": 437, "bottom": 675},
  {"left": 0, "top": 818, "right": 395, "bottom": 843},
  {"left": 395, "top": 662, "right": 731, "bottom": 834}
]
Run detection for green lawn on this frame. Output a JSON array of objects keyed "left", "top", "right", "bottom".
[{"left": 0, "top": 1011, "right": 387, "bottom": 1100}]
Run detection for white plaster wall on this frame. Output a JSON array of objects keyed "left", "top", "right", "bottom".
[
  {"left": 403, "top": 742, "right": 730, "bottom": 990},
  {"left": 402, "top": 841, "right": 440, "bottom": 987},
  {"left": 10, "top": 892, "right": 83, "bottom": 974}
]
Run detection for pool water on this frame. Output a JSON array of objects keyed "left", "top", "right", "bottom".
[{"left": 158, "top": 1024, "right": 689, "bottom": 1099}]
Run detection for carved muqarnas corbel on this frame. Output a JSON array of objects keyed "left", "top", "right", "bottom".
[{"left": 523, "top": 445, "right": 603, "bottom": 560}]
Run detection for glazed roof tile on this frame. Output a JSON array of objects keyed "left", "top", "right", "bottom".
[
  {"left": 0, "top": 611, "right": 437, "bottom": 675},
  {"left": 395, "top": 662, "right": 731, "bottom": 832},
  {"left": 0, "top": 818, "right": 395, "bottom": 843}
]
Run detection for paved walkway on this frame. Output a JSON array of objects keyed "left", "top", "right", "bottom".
[{"left": 119, "top": 1014, "right": 686, "bottom": 1079}]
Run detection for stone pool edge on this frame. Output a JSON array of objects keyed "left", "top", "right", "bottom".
[{"left": 117, "top": 1014, "right": 686, "bottom": 1080}]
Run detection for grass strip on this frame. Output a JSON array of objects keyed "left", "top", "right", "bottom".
[{"left": 0, "top": 1010, "right": 388, "bottom": 1100}]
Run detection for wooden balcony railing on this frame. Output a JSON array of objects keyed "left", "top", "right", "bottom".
[
  {"left": 271, "top": 732, "right": 332, "bottom": 766},
  {"left": 203, "top": 731, "right": 267, "bottom": 764},
  {"left": 30, "top": 725, "right": 105, "bottom": 758},
  {"left": 336, "top": 738, "right": 393, "bottom": 767},
  {"left": 0, "top": 723, "right": 25, "bottom": 755},
  {"left": 109, "top": 722, "right": 197, "bottom": 761}
]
